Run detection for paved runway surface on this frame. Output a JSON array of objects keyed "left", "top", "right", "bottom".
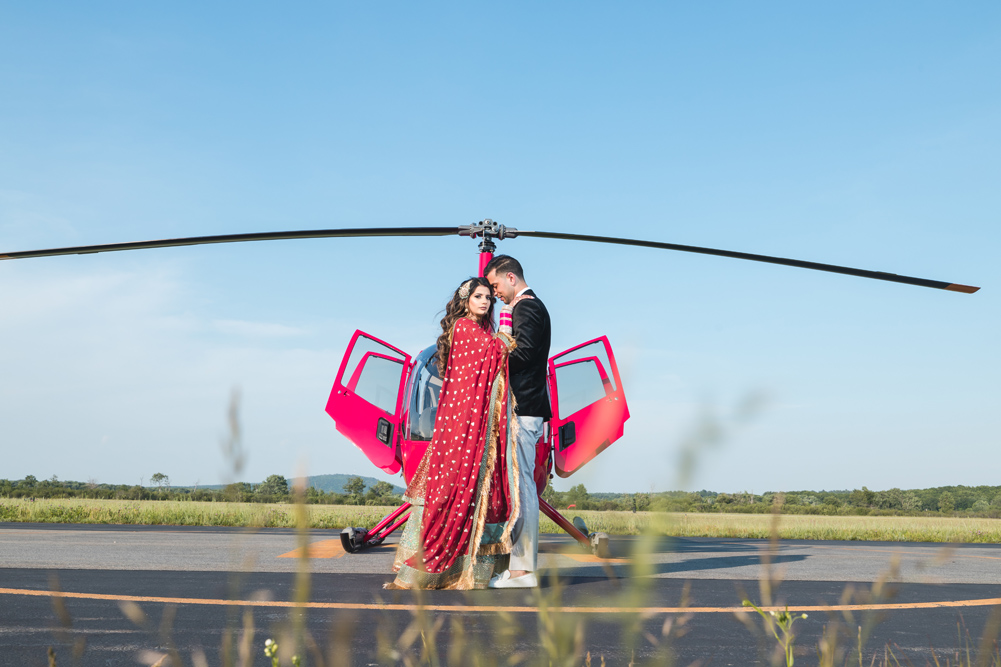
[{"left": 3, "top": 522, "right": 1001, "bottom": 665}]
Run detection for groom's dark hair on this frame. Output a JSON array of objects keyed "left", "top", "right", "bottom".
[{"left": 483, "top": 254, "right": 524, "bottom": 281}]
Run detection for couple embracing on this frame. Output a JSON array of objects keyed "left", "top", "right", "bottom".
[{"left": 388, "top": 255, "right": 550, "bottom": 590}]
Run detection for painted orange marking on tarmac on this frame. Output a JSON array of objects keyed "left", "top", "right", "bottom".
[
  {"left": 559, "top": 554, "right": 630, "bottom": 564},
  {"left": 279, "top": 539, "right": 346, "bottom": 559},
  {"left": 3, "top": 587, "right": 1001, "bottom": 614},
  {"left": 538, "top": 544, "right": 630, "bottom": 564}
]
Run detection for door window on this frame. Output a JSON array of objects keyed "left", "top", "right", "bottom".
[
  {"left": 551, "top": 340, "right": 617, "bottom": 419},
  {"left": 553, "top": 356, "right": 610, "bottom": 420},
  {"left": 341, "top": 336, "right": 408, "bottom": 415}
]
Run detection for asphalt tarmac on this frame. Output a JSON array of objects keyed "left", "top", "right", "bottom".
[{"left": 3, "top": 522, "right": 1001, "bottom": 666}]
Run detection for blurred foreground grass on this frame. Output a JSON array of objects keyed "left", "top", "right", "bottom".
[{"left": 3, "top": 498, "right": 1000, "bottom": 542}]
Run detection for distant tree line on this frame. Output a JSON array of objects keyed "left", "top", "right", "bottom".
[
  {"left": 0, "top": 474, "right": 401, "bottom": 506},
  {"left": 5, "top": 475, "right": 1001, "bottom": 517},
  {"left": 542, "top": 483, "right": 1001, "bottom": 517}
]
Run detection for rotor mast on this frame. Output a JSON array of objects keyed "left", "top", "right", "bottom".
[{"left": 458, "top": 219, "right": 520, "bottom": 277}]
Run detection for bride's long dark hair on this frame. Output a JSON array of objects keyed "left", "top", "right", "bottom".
[{"left": 436, "top": 277, "right": 495, "bottom": 375}]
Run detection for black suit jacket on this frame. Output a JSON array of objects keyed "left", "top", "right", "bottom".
[{"left": 509, "top": 289, "right": 552, "bottom": 419}]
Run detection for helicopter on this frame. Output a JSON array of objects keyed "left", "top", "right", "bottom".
[
  {"left": 1, "top": 220, "right": 980, "bottom": 557},
  {"left": 326, "top": 224, "right": 631, "bottom": 558}
]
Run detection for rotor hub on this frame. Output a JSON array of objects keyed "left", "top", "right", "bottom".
[{"left": 458, "top": 219, "right": 519, "bottom": 253}]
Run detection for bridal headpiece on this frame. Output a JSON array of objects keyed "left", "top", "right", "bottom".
[{"left": 458, "top": 280, "right": 472, "bottom": 300}]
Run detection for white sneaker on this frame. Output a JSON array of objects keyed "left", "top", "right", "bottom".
[{"left": 488, "top": 570, "right": 538, "bottom": 589}]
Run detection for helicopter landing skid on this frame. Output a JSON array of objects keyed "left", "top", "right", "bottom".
[
  {"left": 340, "top": 526, "right": 377, "bottom": 553},
  {"left": 539, "top": 497, "right": 611, "bottom": 559},
  {"left": 340, "top": 503, "right": 412, "bottom": 553},
  {"left": 341, "top": 498, "right": 612, "bottom": 558}
]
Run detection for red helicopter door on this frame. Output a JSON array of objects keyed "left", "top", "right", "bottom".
[
  {"left": 326, "top": 330, "right": 412, "bottom": 474},
  {"left": 547, "top": 336, "right": 629, "bottom": 477}
]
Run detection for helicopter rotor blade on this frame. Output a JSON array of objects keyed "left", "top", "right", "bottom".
[
  {"left": 1, "top": 224, "right": 980, "bottom": 294},
  {"left": 516, "top": 230, "right": 980, "bottom": 294},
  {"left": 0, "top": 227, "right": 459, "bottom": 261}
]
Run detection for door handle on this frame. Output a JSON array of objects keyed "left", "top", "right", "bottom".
[
  {"left": 559, "top": 421, "right": 576, "bottom": 452},
  {"left": 377, "top": 418, "right": 393, "bottom": 445}
]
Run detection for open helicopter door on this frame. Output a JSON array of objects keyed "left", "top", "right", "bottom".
[
  {"left": 547, "top": 336, "right": 629, "bottom": 477},
  {"left": 326, "top": 331, "right": 412, "bottom": 475}
]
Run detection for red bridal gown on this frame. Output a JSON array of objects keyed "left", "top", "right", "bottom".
[{"left": 390, "top": 318, "right": 520, "bottom": 590}]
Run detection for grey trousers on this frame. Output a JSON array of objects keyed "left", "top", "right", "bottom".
[{"left": 510, "top": 416, "right": 544, "bottom": 572}]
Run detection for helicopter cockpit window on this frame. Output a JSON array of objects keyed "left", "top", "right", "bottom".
[
  {"left": 551, "top": 340, "right": 616, "bottom": 420},
  {"left": 341, "top": 335, "right": 407, "bottom": 415},
  {"left": 407, "top": 345, "right": 442, "bottom": 442}
]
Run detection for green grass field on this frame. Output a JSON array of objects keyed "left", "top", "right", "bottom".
[
  {"left": 0, "top": 498, "right": 391, "bottom": 529},
  {"left": 3, "top": 498, "right": 1000, "bottom": 542}
]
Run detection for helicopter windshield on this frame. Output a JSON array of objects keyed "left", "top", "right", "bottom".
[{"left": 407, "top": 344, "right": 442, "bottom": 442}]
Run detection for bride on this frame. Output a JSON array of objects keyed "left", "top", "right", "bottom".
[{"left": 388, "top": 277, "right": 522, "bottom": 590}]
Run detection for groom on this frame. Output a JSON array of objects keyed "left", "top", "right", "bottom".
[{"left": 483, "top": 255, "right": 551, "bottom": 589}]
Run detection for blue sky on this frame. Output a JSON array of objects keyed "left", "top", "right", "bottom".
[{"left": 1, "top": 3, "right": 998, "bottom": 494}]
